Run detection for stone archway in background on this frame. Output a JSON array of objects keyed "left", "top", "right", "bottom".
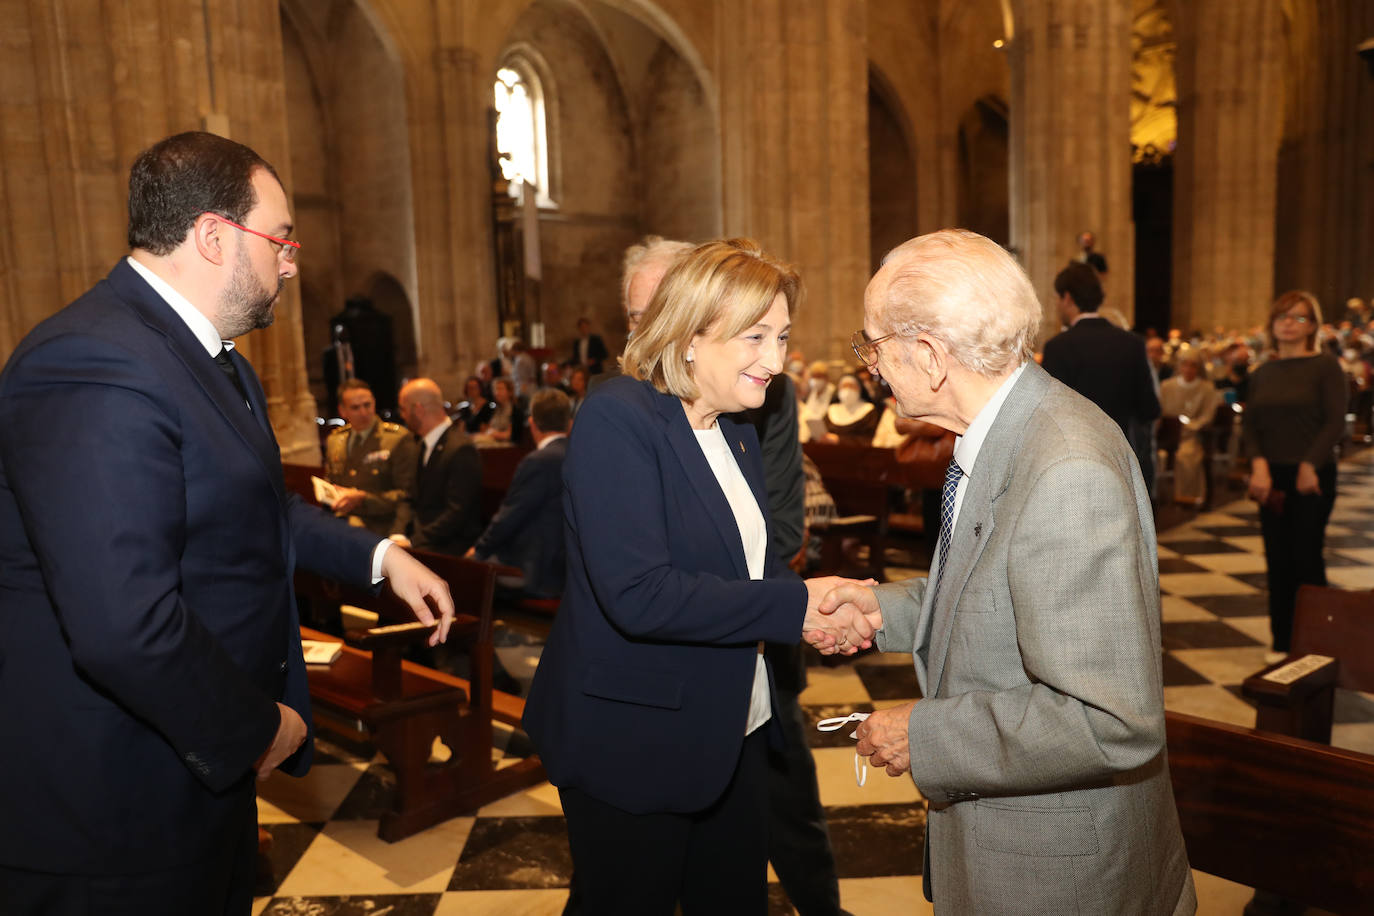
[{"left": 867, "top": 65, "right": 919, "bottom": 273}]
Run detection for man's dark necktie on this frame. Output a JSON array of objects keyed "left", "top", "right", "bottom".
[
  {"left": 213, "top": 347, "right": 250, "bottom": 406},
  {"left": 931, "top": 458, "right": 964, "bottom": 602}
]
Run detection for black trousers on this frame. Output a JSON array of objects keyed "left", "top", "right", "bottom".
[
  {"left": 559, "top": 729, "right": 769, "bottom": 915},
  {"left": 764, "top": 644, "right": 845, "bottom": 916},
  {"left": 1259, "top": 462, "right": 1337, "bottom": 652},
  {"left": 0, "top": 786, "right": 257, "bottom": 915}
]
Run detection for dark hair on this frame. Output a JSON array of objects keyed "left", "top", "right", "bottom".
[
  {"left": 337, "top": 378, "right": 373, "bottom": 402},
  {"left": 127, "top": 131, "right": 280, "bottom": 255},
  {"left": 1053, "top": 262, "right": 1104, "bottom": 313},
  {"left": 530, "top": 388, "right": 572, "bottom": 433}
]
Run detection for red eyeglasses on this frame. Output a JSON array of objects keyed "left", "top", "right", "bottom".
[{"left": 204, "top": 213, "right": 301, "bottom": 262}]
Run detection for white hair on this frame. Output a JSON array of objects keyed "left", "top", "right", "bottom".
[
  {"left": 621, "top": 235, "right": 695, "bottom": 308},
  {"left": 878, "top": 229, "right": 1040, "bottom": 377}
]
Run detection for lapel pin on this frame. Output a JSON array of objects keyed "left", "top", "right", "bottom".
[
  {"left": 974, "top": 523, "right": 982, "bottom": 537},
  {"left": 739, "top": 441, "right": 745, "bottom": 454}
]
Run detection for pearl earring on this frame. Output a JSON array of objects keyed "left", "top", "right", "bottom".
[{"left": 686, "top": 349, "right": 695, "bottom": 363}]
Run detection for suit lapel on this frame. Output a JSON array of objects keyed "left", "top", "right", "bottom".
[
  {"left": 654, "top": 392, "right": 751, "bottom": 580},
  {"left": 108, "top": 262, "right": 285, "bottom": 503},
  {"left": 925, "top": 364, "right": 1052, "bottom": 697}
]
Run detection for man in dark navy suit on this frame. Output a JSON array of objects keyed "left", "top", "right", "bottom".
[
  {"left": 1041, "top": 261, "right": 1160, "bottom": 439},
  {"left": 0, "top": 131, "right": 453, "bottom": 914},
  {"left": 468, "top": 387, "right": 571, "bottom": 599},
  {"left": 399, "top": 377, "right": 483, "bottom": 556}
]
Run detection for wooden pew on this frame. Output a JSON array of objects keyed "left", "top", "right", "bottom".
[
  {"left": 297, "top": 551, "right": 544, "bottom": 841},
  {"left": 1242, "top": 585, "right": 1374, "bottom": 744},
  {"left": 1166, "top": 711, "right": 1374, "bottom": 913}
]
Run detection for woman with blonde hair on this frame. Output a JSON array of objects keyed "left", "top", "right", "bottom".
[
  {"left": 524, "top": 239, "right": 870, "bottom": 913},
  {"left": 1243, "top": 290, "right": 1347, "bottom": 660}
]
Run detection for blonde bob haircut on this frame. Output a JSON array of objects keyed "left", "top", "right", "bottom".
[{"left": 622, "top": 238, "right": 801, "bottom": 401}]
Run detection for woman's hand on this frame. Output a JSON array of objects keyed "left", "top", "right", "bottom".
[
  {"left": 1295, "top": 461, "right": 1321, "bottom": 495},
  {"left": 801, "top": 576, "right": 880, "bottom": 655},
  {"left": 1248, "top": 459, "right": 1272, "bottom": 503}
]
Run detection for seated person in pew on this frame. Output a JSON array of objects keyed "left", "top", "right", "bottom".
[
  {"left": 466, "top": 388, "right": 571, "bottom": 599},
  {"left": 324, "top": 377, "right": 419, "bottom": 538},
  {"left": 822, "top": 373, "right": 884, "bottom": 443},
  {"left": 398, "top": 377, "right": 483, "bottom": 556}
]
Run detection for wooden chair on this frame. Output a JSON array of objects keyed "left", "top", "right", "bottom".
[
  {"left": 1242, "top": 584, "right": 1374, "bottom": 745},
  {"left": 298, "top": 551, "right": 544, "bottom": 841}
]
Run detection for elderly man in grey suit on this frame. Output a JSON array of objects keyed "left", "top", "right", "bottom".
[{"left": 822, "top": 229, "right": 1196, "bottom": 914}]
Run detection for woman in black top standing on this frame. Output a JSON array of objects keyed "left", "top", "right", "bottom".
[{"left": 1243, "top": 291, "right": 1347, "bottom": 658}]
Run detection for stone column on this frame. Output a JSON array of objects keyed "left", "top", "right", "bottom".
[
  {"left": 1171, "top": 0, "right": 1284, "bottom": 335},
  {"left": 1007, "top": 0, "right": 1135, "bottom": 342},
  {"left": 1273, "top": 0, "right": 1374, "bottom": 320},
  {"left": 717, "top": 0, "right": 869, "bottom": 361},
  {"left": 0, "top": 0, "right": 323, "bottom": 462}
]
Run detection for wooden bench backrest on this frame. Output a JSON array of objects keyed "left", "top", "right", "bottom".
[
  {"left": 1166, "top": 711, "right": 1374, "bottom": 913},
  {"left": 1293, "top": 585, "right": 1374, "bottom": 693},
  {"left": 803, "top": 441, "right": 948, "bottom": 491},
  {"left": 282, "top": 462, "right": 325, "bottom": 505}
]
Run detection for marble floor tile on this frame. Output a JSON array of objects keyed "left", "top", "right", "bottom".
[
  {"left": 1161, "top": 620, "right": 1262, "bottom": 651},
  {"left": 853, "top": 663, "right": 921, "bottom": 700},
  {"left": 1161, "top": 653, "right": 1213, "bottom": 687},
  {"left": 258, "top": 763, "right": 365, "bottom": 824},
  {"left": 1161, "top": 595, "right": 1219, "bottom": 622},
  {"left": 1156, "top": 544, "right": 1180, "bottom": 559},
  {"left": 473, "top": 779, "right": 564, "bottom": 818},
  {"left": 825, "top": 803, "right": 926, "bottom": 879},
  {"left": 257, "top": 823, "right": 325, "bottom": 898},
  {"left": 1163, "top": 539, "right": 1249, "bottom": 556},
  {"left": 1171, "top": 647, "right": 1274, "bottom": 686},
  {"left": 261, "top": 894, "right": 442, "bottom": 915},
  {"left": 1221, "top": 615, "right": 1274, "bottom": 646},
  {"left": 432, "top": 889, "right": 569, "bottom": 915},
  {"left": 447, "top": 816, "right": 573, "bottom": 891},
  {"left": 1185, "top": 552, "right": 1271, "bottom": 574},
  {"left": 1158, "top": 572, "right": 1261, "bottom": 597},
  {"left": 813, "top": 746, "right": 923, "bottom": 807},
  {"left": 1185, "top": 593, "right": 1270, "bottom": 617},
  {"left": 1158, "top": 556, "right": 1210, "bottom": 574},
  {"left": 1329, "top": 546, "right": 1374, "bottom": 565},
  {"left": 1325, "top": 566, "right": 1374, "bottom": 589},
  {"left": 1163, "top": 684, "right": 1258, "bottom": 728},
  {"left": 1221, "top": 535, "right": 1267, "bottom": 553},
  {"left": 277, "top": 817, "right": 473, "bottom": 896},
  {"left": 837, "top": 876, "right": 933, "bottom": 914},
  {"left": 798, "top": 664, "right": 875, "bottom": 705}
]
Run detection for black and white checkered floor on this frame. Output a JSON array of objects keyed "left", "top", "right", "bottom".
[{"left": 252, "top": 453, "right": 1374, "bottom": 916}]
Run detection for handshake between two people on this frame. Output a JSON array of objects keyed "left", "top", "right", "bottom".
[{"left": 800, "top": 577, "right": 882, "bottom": 656}]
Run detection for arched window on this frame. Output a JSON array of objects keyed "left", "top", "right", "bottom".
[{"left": 494, "top": 61, "right": 554, "bottom": 208}]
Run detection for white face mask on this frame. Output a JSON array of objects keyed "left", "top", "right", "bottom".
[
  {"left": 809, "top": 378, "right": 825, "bottom": 392},
  {"left": 838, "top": 387, "right": 862, "bottom": 408},
  {"left": 787, "top": 359, "right": 805, "bottom": 375}
]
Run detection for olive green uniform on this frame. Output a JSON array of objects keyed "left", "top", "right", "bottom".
[{"left": 323, "top": 420, "right": 419, "bottom": 537}]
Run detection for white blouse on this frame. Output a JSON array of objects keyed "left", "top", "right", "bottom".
[{"left": 694, "top": 423, "right": 772, "bottom": 735}]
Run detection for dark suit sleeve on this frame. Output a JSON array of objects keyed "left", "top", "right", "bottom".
[
  {"left": 1132, "top": 337, "right": 1161, "bottom": 422},
  {"left": 473, "top": 449, "right": 550, "bottom": 559},
  {"left": 1040, "top": 335, "right": 1067, "bottom": 384},
  {"left": 751, "top": 375, "right": 805, "bottom": 563},
  {"left": 565, "top": 392, "right": 806, "bottom": 644},
  {"left": 412, "top": 442, "right": 482, "bottom": 551},
  {"left": 0, "top": 334, "right": 279, "bottom": 792}
]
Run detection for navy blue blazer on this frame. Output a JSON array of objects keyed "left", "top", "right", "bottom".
[
  {"left": 0, "top": 260, "right": 379, "bottom": 874},
  {"left": 522, "top": 377, "right": 808, "bottom": 815},
  {"left": 473, "top": 436, "right": 568, "bottom": 598},
  {"left": 1041, "top": 317, "right": 1161, "bottom": 437}
]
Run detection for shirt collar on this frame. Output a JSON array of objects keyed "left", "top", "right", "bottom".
[
  {"left": 537, "top": 432, "right": 567, "bottom": 450},
  {"left": 953, "top": 363, "right": 1027, "bottom": 479},
  {"left": 125, "top": 256, "right": 231, "bottom": 357},
  {"left": 422, "top": 417, "right": 453, "bottom": 455},
  {"left": 1070, "top": 312, "right": 1100, "bottom": 326}
]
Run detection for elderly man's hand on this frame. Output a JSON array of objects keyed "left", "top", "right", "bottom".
[
  {"left": 856, "top": 701, "right": 914, "bottom": 777},
  {"left": 381, "top": 546, "right": 455, "bottom": 646},
  {"left": 802, "top": 576, "right": 881, "bottom": 654}
]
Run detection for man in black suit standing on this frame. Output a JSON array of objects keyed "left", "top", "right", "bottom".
[
  {"left": 399, "top": 377, "right": 483, "bottom": 555},
  {"left": 0, "top": 131, "right": 454, "bottom": 913},
  {"left": 570, "top": 317, "right": 608, "bottom": 375},
  {"left": 1042, "top": 261, "right": 1160, "bottom": 440},
  {"left": 468, "top": 387, "right": 572, "bottom": 599}
]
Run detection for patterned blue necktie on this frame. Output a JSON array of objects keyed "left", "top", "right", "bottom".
[{"left": 932, "top": 458, "right": 964, "bottom": 601}]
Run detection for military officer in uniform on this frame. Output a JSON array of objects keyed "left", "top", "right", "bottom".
[{"left": 325, "top": 378, "right": 419, "bottom": 539}]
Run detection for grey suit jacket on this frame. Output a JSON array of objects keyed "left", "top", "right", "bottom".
[{"left": 875, "top": 363, "right": 1196, "bottom": 915}]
